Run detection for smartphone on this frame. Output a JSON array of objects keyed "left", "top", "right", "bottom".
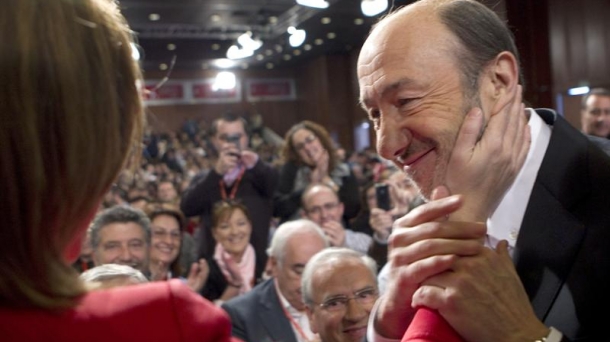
[{"left": 375, "top": 183, "right": 391, "bottom": 211}]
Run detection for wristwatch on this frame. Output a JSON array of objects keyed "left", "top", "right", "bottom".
[{"left": 535, "top": 327, "right": 563, "bottom": 342}]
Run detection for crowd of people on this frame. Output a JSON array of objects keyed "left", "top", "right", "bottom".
[{"left": 2, "top": 0, "right": 609, "bottom": 341}]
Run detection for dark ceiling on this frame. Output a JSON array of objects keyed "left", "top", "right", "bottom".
[{"left": 120, "top": 0, "right": 414, "bottom": 71}]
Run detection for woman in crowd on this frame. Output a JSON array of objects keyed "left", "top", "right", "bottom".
[
  {"left": 0, "top": 1, "right": 233, "bottom": 340},
  {"left": 201, "top": 200, "right": 258, "bottom": 304},
  {"left": 146, "top": 203, "right": 209, "bottom": 292},
  {"left": 274, "top": 120, "right": 361, "bottom": 223}
]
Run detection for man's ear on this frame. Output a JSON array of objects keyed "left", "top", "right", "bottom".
[
  {"left": 268, "top": 256, "right": 279, "bottom": 276},
  {"left": 481, "top": 51, "right": 520, "bottom": 116},
  {"left": 305, "top": 305, "right": 318, "bottom": 334}
]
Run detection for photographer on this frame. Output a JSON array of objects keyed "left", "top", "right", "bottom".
[{"left": 181, "top": 113, "right": 278, "bottom": 282}]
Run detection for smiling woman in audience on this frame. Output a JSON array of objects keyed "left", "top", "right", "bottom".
[
  {"left": 274, "top": 120, "right": 361, "bottom": 224},
  {"left": 146, "top": 203, "right": 209, "bottom": 293},
  {"left": 201, "top": 200, "right": 257, "bottom": 304}
]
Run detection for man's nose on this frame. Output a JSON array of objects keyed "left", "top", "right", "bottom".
[
  {"left": 344, "top": 298, "right": 368, "bottom": 322},
  {"left": 118, "top": 246, "right": 132, "bottom": 262},
  {"left": 376, "top": 113, "right": 410, "bottom": 162}
]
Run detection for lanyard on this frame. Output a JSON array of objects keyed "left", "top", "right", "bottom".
[
  {"left": 219, "top": 166, "right": 245, "bottom": 200},
  {"left": 275, "top": 280, "right": 315, "bottom": 342}
]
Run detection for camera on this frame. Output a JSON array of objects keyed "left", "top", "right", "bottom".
[
  {"left": 375, "top": 183, "right": 391, "bottom": 211},
  {"left": 223, "top": 133, "right": 242, "bottom": 157}
]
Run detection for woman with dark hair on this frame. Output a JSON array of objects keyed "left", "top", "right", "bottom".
[
  {"left": 274, "top": 120, "right": 361, "bottom": 223},
  {"left": 146, "top": 203, "right": 208, "bottom": 292},
  {"left": 201, "top": 200, "right": 257, "bottom": 305}
]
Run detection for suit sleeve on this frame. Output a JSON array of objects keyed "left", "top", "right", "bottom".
[
  {"left": 338, "top": 166, "right": 362, "bottom": 221},
  {"left": 221, "top": 301, "right": 249, "bottom": 342},
  {"left": 244, "top": 159, "right": 279, "bottom": 199},
  {"left": 180, "top": 170, "right": 222, "bottom": 218},
  {"left": 273, "top": 161, "right": 303, "bottom": 222}
]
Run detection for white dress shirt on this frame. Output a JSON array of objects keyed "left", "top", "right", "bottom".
[{"left": 275, "top": 280, "right": 318, "bottom": 342}]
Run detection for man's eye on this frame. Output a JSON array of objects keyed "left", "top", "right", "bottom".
[
  {"left": 368, "top": 109, "right": 380, "bottom": 120},
  {"left": 324, "top": 299, "right": 343, "bottom": 307}
]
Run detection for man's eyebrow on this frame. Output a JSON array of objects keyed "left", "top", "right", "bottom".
[{"left": 359, "top": 78, "right": 416, "bottom": 110}]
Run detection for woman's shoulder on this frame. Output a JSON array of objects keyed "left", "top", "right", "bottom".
[{"left": 0, "top": 280, "right": 234, "bottom": 342}]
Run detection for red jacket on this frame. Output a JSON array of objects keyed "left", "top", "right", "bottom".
[{"left": 0, "top": 279, "right": 242, "bottom": 342}]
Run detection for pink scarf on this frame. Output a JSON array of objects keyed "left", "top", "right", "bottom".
[{"left": 213, "top": 243, "right": 256, "bottom": 295}]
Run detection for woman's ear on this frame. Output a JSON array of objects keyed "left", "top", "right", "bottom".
[{"left": 480, "top": 51, "right": 520, "bottom": 116}]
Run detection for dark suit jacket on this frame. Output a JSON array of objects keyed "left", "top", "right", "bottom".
[
  {"left": 221, "top": 278, "right": 297, "bottom": 342},
  {"left": 513, "top": 109, "right": 610, "bottom": 341}
]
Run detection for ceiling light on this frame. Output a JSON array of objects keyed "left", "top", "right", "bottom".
[
  {"left": 304, "top": 44, "right": 312, "bottom": 51},
  {"left": 212, "top": 44, "right": 220, "bottom": 50},
  {"left": 354, "top": 18, "right": 364, "bottom": 25},
  {"left": 148, "top": 13, "right": 160, "bottom": 21},
  {"left": 361, "top": 0, "right": 388, "bottom": 17},
  {"left": 214, "top": 59, "right": 236, "bottom": 69},
  {"left": 314, "top": 38, "right": 324, "bottom": 45},
  {"left": 293, "top": 49, "right": 302, "bottom": 56},
  {"left": 213, "top": 71, "right": 236, "bottom": 91},
  {"left": 283, "top": 54, "right": 292, "bottom": 61},
  {"left": 237, "top": 32, "right": 263, "bottom": 51},
  {"left": 296, "top": 0, "right": 329, "bottom": 9},
  {"left": 167, "top": 43, "right": 176, "bottom": 51},
  {"left": 269, "top": 16, "right": 278, "bottom": 24},
  {"left": 256, "top": 54, "right": 264, "bottom": 61},
  {"left": 226, "top": 45, "right": 254, "bottom": 60},
  {"left": 159, "top": 63, "right": 168, "bottom": 71},
  {"left": 327, "top": 32, "right": 336, "bottom": 39},
  {"left": 288, "top": 26, "right": 306, "bottom": 47},
  {"left": 568, "top": 86, "right": 590, "bottom": 96},
  {"left": 321, "top": 17, "right": 331, "bottom": 24},
  {"left": 265, "top": 49, "right": 273, "bottom": 56},
  {"left": 266, "top": 63, "right": 274, "bottom": 69}
]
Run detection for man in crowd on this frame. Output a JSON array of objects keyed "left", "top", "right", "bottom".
[
  {"left": 90, "top": 205, "right": 151, "bottom": 274},
  {"left": 181, "top": 112, "right": 278, "bottom": 279},
  {"left": 301, "top": 184, "right": 372, "bottom": 254},
  {"left": 357, "top": 0, "right": 610, "bottom": 341},
  {"left": 302, "top": 247, "right": 378, "bottom": 342},
  {"left": 580, "top": 87, "right": 610, "bottom": 138},
  {"left": 222, "top": 219, "right": 329, "bottom": 342}
]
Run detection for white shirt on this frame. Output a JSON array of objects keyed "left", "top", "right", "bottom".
[
  {"left": 369, "top": 109, "right": 561, "bottom": 342},
  {"left": 275, "top": 280, "right": 318, "bottom": 342}
]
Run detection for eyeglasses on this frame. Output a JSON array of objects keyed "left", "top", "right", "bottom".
[
  {"left": 152, "top": 228, "right": 181, "bottom": 240},
  {"left": 294, "top": 134, "right": 317, "bottom": 151},
  {"left": 306, "top": 202, "right": 339, "bottom": 216},
  {"left": 317, "top": 287, "right": 379, "bottom": 312}
]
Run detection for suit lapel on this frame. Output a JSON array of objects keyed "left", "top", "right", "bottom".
[
  {"left": 258, "top": 280, "right": 298, "bottom": 342},
  {"left": 513, "top": 111, "right": 587, "bottom": 320}
]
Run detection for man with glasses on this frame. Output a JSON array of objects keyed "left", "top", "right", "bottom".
[
  {"left": 302, "top": 247, "right": 379, "bottom": 342},
  {"left": 301, "top": 183, "right": 372, "bottom": 254}
]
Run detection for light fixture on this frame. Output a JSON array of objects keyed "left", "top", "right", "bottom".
[
  {"left": 361, "top": 0, "right": 388, "bottom": 17},
  {"left": 296, "top": 0, "right": 329, "bottom": 9},
  {"left": 237, "top": 32, "right": 263, "bottom": 51},
  {"left": 568, "top": 86, "right": 590, "bottom": 96},
  {"left": 213, "top": 71, "right": 236, "bottom": 91},
  {"left": 214, "top": 59, "right": 236, "bottom": 69},
  {"left": 288, "top": 26, "right": 306, "bottom": 47},
  {"left": 226, "top": 45, "right": 254, "bottom": 60}
]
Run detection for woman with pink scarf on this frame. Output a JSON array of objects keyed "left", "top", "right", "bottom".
[{"left": 200, "top": 200, "right": 256, "bottom": 305}]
